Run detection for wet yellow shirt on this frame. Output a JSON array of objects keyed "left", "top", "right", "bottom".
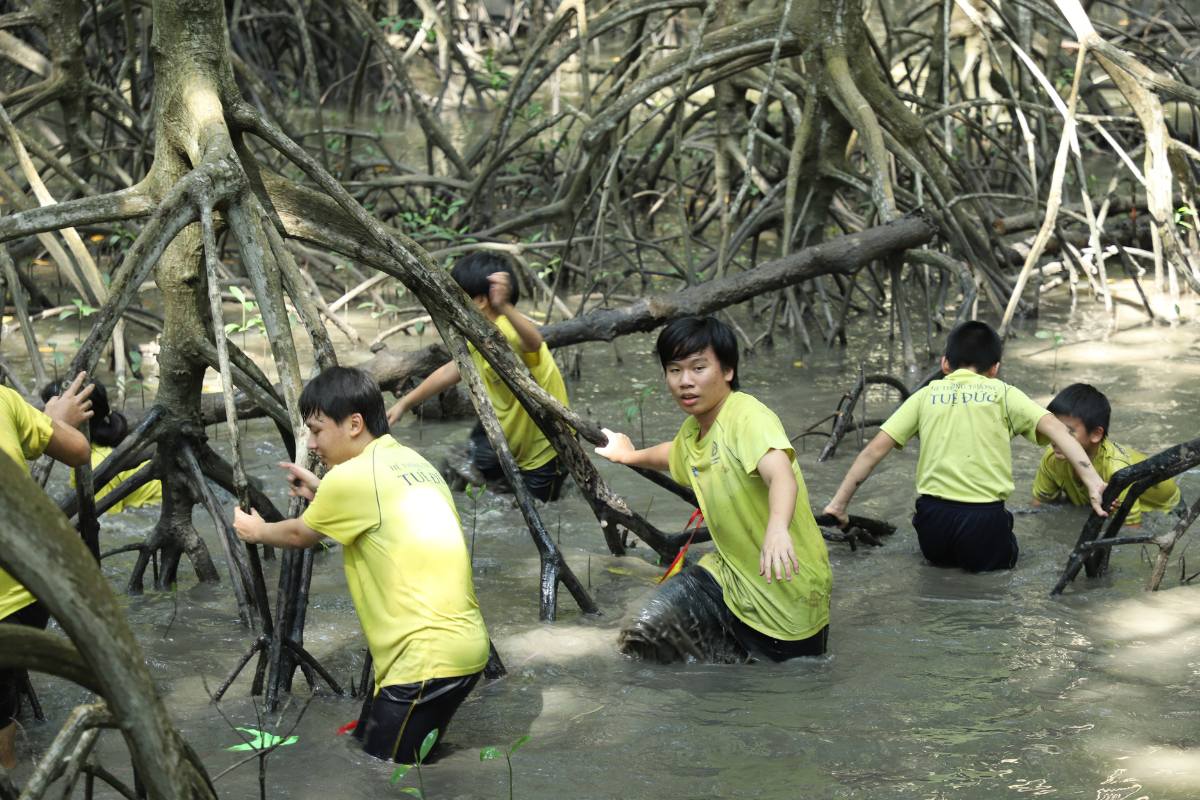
[
  {"left": 880, "top": 370, "right": 1049, "bottom": 503},
  {"left": 669, "top": 392, "right": 831, "bottom": 641},
  {"left": 1033, "top": 438, "right": 1181, "bottom": 525},
  {"left": 302, "top": 435, "right": 489, "bottom": 692},
  {"left": 468, "top": 315, "right": 568, "bottom": 471},
  {"left": 70, "top": 445, "right": 162, "bottom": 514},
  {"left": 0, "top": 385, "right": 53, "bottom": 619}
]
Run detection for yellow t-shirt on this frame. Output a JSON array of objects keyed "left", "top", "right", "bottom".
[
  {"left": 880, "top": 369, "right": 1049, "bottom": 503},
  {"left": 0, "top": 385, "right": 54, "bottom": 619},
  {"left": 668, "top": 392, "right": 832, "bottom": 641},
  {"left": 70, "top": 445, "right": 163, "bottom": 514},
  {"left": 468, "top": 315, "right": 569, "bottom": 471},
  {"left": 1033, "top": 438, "right": 1181, "bottom": 525},
  {"left": 301, "top": 435, "right": 489, "bottom": 692}
]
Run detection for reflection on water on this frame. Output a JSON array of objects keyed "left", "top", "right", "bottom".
[{"left": 5, "top": 295, "right": 1200, "bottom": 798}]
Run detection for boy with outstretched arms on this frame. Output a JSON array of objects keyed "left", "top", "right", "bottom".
[
  {"left": 233, "top": 367, "right": 489, "bottom": 764},
  {"left": 595, "top": 316, "right": 832, "bottom": 662},
  {"left": 823, "top": 321, "right": 1109, "bottom": 572},
  {"left": 1032, "top": 383, "right": 1181, "bottom": 525},
  {"left": 1, "top": 372, "right": 94, "bottom": 769},
  {"left": 386, "top": 252, "right": 569, "bottom": 502}
]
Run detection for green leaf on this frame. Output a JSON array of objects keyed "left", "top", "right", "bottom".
[
  {"left": 389, "top": 764, "right": 411, "bottom": 785},
  {"left": 418, "top": 728, "right": 438, "bottom": 761},
  {"left": 1034, "top": 330, "right": 1052, "bottom": 340},
  {"left": 509, "top": 734, "right": 530, "bottom": 754},
  {"left": 414, "top": 321, "right": 426, "bottom": 336},
  {"left": 59, "top": 308, "right": 77, "bottom": 320},
  {"left": 224, "top": 322, "right": 240, "bottom": 334},
  {"left": 479, "top": 746, "right": 501, "bottom": 761},
  {"left": 229, "top": 285, "right": 246, "bottom": 305},
  {"left": 400, "top": 789, "right": 423, "bottom": 797},
  {"left": 226, "top": 727, "right": 299, "bottom": 751}
]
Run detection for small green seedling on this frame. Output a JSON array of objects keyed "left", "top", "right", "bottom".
[
  {"left": 480, "top": 734, "right": 530, "bottom": 800},
  {"left": 390, "top": 728, "right": 439, "bottom": 796}
]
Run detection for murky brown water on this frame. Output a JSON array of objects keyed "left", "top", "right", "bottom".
[{"left": 4, "top": 284, "right": 1200, "bottom": 798}]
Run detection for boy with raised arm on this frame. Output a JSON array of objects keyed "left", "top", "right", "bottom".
[
  {"left": 1032, "top": 383, "right": 1181, "bottom": 525},
  {"left": 1, "top": 372, "right": 94, "bottom": 769},
  {"left": 233, "top": 366, "right": 489, "bottom": 764},
  {"left": 824, "top": 321, "right": 1109, "bottom": 573},
  {"left": 595, "top": 316, "right": 832, "bottom": 662},
  {"left": 386, "top": 252, "right": 569, "bottom": 501}
]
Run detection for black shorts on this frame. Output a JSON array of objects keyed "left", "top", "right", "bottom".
[
  {"left": 354, "top": 672, "right": 481, "bottom": 763},
  {"left": 618, "top": 565, "right": 828, "bottom": 664},
  {"left": 468, "top": 423, "right": 566, "bottom": 502},
  {"left": 913, "top": 495, "right": 1017, "bottom": 572},
  {"left": 0, "top": 602, "right": 50, "bottom": 724}
]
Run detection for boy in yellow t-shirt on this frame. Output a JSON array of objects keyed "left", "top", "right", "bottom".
[
  {"left": 42, "top": 380, "right": 162, "bottom": 514},
  {"left": 234, "top": 367, "right": 489, "bottom": 764},
  {"left": 386, "top": 252, "right": 569, "bottom": 501},
  {"left": 596, "top": 316, "right": 832, "bottom": 663},
  {"left": 1, "top": 372, "right": 93, "bottom": 769},
  {"left": 1032, "top": 383, "right": 1181, "bottom": 526},
  {"left": 824, "top": 321, "right": 1109, "bottom": 572}
]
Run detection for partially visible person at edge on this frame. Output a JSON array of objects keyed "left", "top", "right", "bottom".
[
  {"left": 595, "top": 316, "right": 833, "bottom": 663},
  {"left": 40, "top": 379, "right": 162, "bottom": 514},
  {"left": 1, "top": 372, "right": 93, "bottom": 769},
  {"left": 386, "top": 252, "right": 569, "bottom": 502},
  {"left": 1032, "top": 382, "right": 1182, "bottom": 526},
  {"left": 823, "top": 321, "right": 1109, "bottom": 573},
  {"left": 233, "top": 366, "right": 489, "bottom": 764}
]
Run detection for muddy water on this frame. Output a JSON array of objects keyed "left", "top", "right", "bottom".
[{"left": 5, "top": 287, "right": 1200, "bottom": 799}]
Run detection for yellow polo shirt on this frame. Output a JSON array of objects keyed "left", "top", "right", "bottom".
[
  {"left": 669, "top": 392, "right": 831, "bottom": 641},
  {"left": 0, "top": 385, "right": 53, "bottom": 619},
  {"left": 70, "top": 445, "right": 162, "bottom": 514},
  {"left": 468, "top": 315, "right": 568, "bottom": 471},
  {"left": 880, "top": 369, "right": 1049, "bottom": 503},
  {"left": 1033, "top": 438, "right": 1181, "bottom": 525},
  {"left": 301, "top": 435, "right": 489, "bottom": 692}
]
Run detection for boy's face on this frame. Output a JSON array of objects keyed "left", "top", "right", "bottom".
[
  {"left": 305, "top": 411, "right": 365, "bottom": 467},
  {"left": 664, "top": 346, "right": 734, "bottom": 424},
  {"left": 1050, "top": 413, "right": 1103, "bottom": 460}
]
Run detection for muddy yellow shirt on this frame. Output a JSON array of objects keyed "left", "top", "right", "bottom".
[
  {"left": 668, "top": 392, "right": 831, "bottom": 641},
  {"left": 69, "top": 445, "right": 162, "bottom": 514},
  {"left": 1033, "top": 438, "right": 1181, "bottom": 526},
  {"left": 880, "top": 369, "right": 1049, "bottom": 503},
  {"left": 468, "top": 315, "right": 568, "bottom": 471},
  {"left": 302, "top": 435, "right": 489, "bottom": 692},
  {"left": 0, "top": 385, "right": 53, "bottom": 620}
]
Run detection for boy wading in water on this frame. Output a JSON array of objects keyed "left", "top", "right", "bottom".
[
  {"left": 234, "top": 367, "right": 489, "bottom": 763},
  {"left": 824, "top": 321, "right": 1109, "bottom": 572},
  {"left": 1, "top": 372, "right": 93, "bottom": 769},
  {"left": 595, "top": 317, "right": 832, "bottom": 663},
  {"left": 387, "top": 252, "right": 570, "bottom": 502}
]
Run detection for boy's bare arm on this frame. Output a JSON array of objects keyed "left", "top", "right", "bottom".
[
  {"left": 1035, "top": 414, "right": 1108, "bottom": 517},
  {"left": 233, "top": 507, "right": 323, "bottom": 549},
  {"left": 594, "top": 428, "right": 671, "bottom": 471},
  {"left": 386, "top": 360, "right": 461, "bottom": 425},
  {"left": 488, "top": 272, "right": 543, "bottom": 352},
  {"left": 823, "top": 431, "right": 897, "bottom": 525},
  {"left": 758, "top": 449, "right": 800, "bottom": 584}
]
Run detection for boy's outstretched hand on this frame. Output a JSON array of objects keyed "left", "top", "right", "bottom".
[
  {"left": 279, "top": 461, "right": 319, "bottom": 500},
  {"left": 233, "top": 506, "right": 265, "bottom": 543},
  {"left": 1086, "top": 476, "right": 1110, "bottom": 518},
  {"left": 486, "top": 272, "right": 513, "bottom": 310},
  {"left": 594, "top": 428, "right": 634, "bottom": 465},
  {"left": 44, "top": 371, "right": 95, "bottom": 428},
  {"left": 821, "top": 502, "right": 850, "bottom": 529},
  {"left": 760, "top": 524, "right": 800, "bottom": 583}
]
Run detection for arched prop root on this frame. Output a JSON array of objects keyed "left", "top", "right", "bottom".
[{"left": 1052, "top": 437, "right": 1200, "bottom": 596}]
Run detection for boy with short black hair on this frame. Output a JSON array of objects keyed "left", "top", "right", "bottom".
[
  {"left": 1, "top": 372, "right": 94, "bottom": 769},
  {"left": 824, "top": 321, "right": 1109, "bottom": 573},
  {"left": 234, "top": 366, "right": 489, "bottom": 764},
  {"left": 387, "top": 251, "right": 569, "bottom": 501},
  {"left": 1033, "top": 383, "right": 1181, "bottom": 525},
  {"left": 596, "top": 316, "right": 832, "bottom": 663}
]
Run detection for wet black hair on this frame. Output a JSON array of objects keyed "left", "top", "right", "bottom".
[
  {"left": 1047, "top": 383, "right": 1111, "bottom": 436},
  {"left": 298, "top": 366, "right": 389, "bottom": 437},
  {"left": 40, "top": 379, "right": 127, "bottom": 448},
  {"left": 450, "top": 251, "right": 521, "bottom": 305},
  {"left": 655, "top": 316, "right": 740, "bottom": 391},
  {"left": 944, "top": 320, "right": 1003, "bottom": 372}
]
